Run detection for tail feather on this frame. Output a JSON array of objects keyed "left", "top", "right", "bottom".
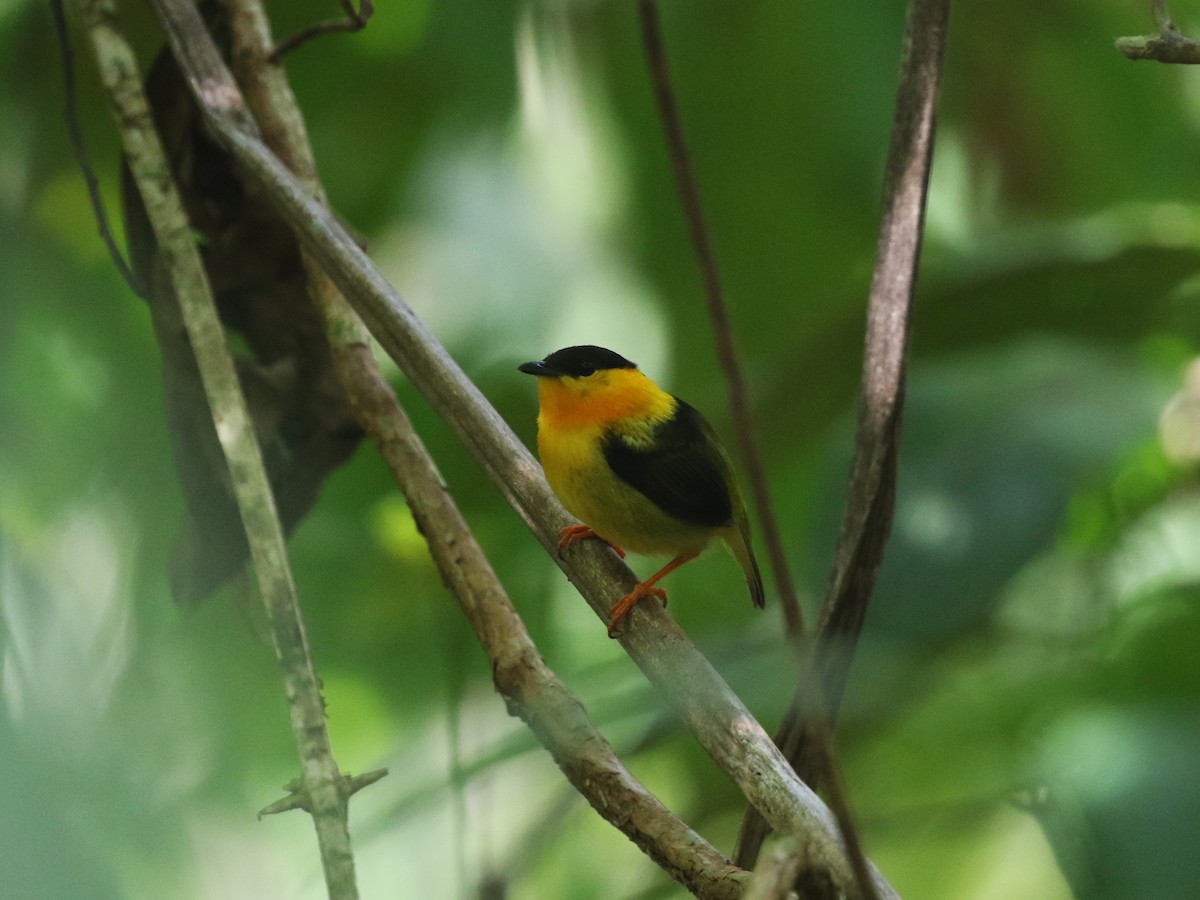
[
  {"left": 745, "top": 548, "right": 765, "bottom": 609},
  {"left": 726, "top": 527, "right": 765, "bottom": 609}
]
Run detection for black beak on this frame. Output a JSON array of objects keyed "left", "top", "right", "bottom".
[{"left": 518, "top": 360, "right": 557, "bottom": 377}]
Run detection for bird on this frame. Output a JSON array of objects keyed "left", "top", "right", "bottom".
[{"left": 519, "top": 345, "right": 764, "bottom": 636}]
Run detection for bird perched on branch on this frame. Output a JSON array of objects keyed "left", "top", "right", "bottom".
[{"left": 519, "top": 345, "right": 764, "bottom": 636}]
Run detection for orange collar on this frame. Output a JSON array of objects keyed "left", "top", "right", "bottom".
[{"left": 537, "top": 368, "right": 674, "bottom": 430}]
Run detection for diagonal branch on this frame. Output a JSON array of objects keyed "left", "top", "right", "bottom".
[
  {"left": 144, "top": 0, "right": 900, "bottom": 895},
  {"left": 315, "top": 356, "right": 750, "bottom": 898},
  {"left": 736, "top": 0, "right": 951, "bottom": 870},
  {"left": 73, "top": 1, "right": 363, "bottom": 897},
  {"left": 216, "top": 1, "right": 745, "bottom": 894}
]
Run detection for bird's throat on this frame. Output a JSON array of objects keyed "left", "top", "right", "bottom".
[{"left": 536, "top": 370, "right": 674, "bottom": 431}]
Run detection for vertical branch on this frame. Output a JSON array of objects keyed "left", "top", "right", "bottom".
[
  {"left": 737, "top": 0, "right": 951, "bottom": 870},
  {"left": 636, "top": 0, "right": 805, "bottom": 640},
  {"left": 816, "top": 0, "right": 949, "bottom": 730},
  {"left": 636, "top": 3, "right": 879, "bottom": 891},
  {"left": 74, "top": 2, "right": 361, "bottom": 897},
  {"left": 742, "top": 836, "right": 808, "bottom": 900}
]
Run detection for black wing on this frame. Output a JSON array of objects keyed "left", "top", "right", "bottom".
[{"left": 602, "top": 400, "right": 734, "bottom": 528}]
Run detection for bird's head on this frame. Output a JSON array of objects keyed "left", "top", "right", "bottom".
[{"left": 519, "top": 345, "right": 670, "bottom": 428}]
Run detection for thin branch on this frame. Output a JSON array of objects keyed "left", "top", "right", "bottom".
[
  {"left": 50, "top": 0, "right": 140, "bottom": 294},
  {"left": 636, "top": 0, "right": 804, "bottom": 641},
  {"left": 268, "top": 0, "right": 374, "bottom": 62},
  {"left": 74, "top": 2, "right": 362, "bottom": 897},
  {"left": 1116, "top": 1, "right": 1200, "bottom": 63},
  {"left": 216, "top": 2, "right": 746, "bottom": 894},
  {"left": 801, "top": 723, "right": 876, "bottom": 899},
  {"left": 817, "top": 0, "right": 947, "bottom": 740},
  {"left": 146, "top": 1, "right": 900, "bottom": 894},
  {"left": 736, "top": 0, "right": 950, "bottom": 870},
  {"left": 1153, "top": 0, "right": 1171, "bottom": 29},
  {"left": 635, "top": 4, "right": 876, "bottom": 891}
]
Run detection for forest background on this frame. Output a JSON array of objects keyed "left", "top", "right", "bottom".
[{"left": 2, "top": 0, "right": 1199, "bottom": 897}]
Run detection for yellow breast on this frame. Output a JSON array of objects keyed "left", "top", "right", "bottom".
[{"left": 535, "top": 370, "right": 715, "bottom": 557}]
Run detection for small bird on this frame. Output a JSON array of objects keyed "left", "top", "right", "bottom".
[{"left": 519, "top": 345, "right": 764, "bottom": 636}]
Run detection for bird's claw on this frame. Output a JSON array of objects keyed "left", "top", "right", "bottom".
[
  {"left": 557, "top": 524, "right": 625, "bottom": 559},
  {"left": 606, "top": 585, "right": 668, "bottom": 638}
]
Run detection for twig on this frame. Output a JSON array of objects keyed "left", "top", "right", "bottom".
[
  {"left": 145, "top": 2, "right": 900, "bottom": 894},
  {"left": 269, "top": 0, "right": 373, "bottom": 62},
  {"left": 636, "top": 0, "right": 804, "bottom": 641},
  {"left": 1116, "top": 1, "right": 1200, "bottom": 63},
  {"left": 49, "top": 0, "right": 140, "bottom": 294},
  {"left": 217, "top": 1, "right": 747, "bottom": 894},
  {"left": 74, "top": 2, "right": 362, "bottom": 897},
  {"left": 259, "top": 769, "right": 389, "bottom": 819},
  {"left": 735, "top": 0, "right": 951, "bottom": 871}
]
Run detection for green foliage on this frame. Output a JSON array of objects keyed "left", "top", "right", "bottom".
[{"left": 3, "top": 0, "right": 1199, "bottom": 897}]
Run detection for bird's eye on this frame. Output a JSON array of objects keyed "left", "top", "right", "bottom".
[{"left": 573, "top": 366, "right": 596, "bottom": 378}]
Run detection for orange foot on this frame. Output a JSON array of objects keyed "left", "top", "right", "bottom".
[
  {"left": 558, "top": 524, "right": 626, "bottom": 559},
  {"left": 607, "top": 583, "right": 669, "bottom": 638}
]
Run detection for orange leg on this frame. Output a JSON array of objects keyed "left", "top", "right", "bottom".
[
  {"left": 558, "top": 524, "right": 626, "bottom": 559},
  {"left": 607, "top": 552, "right": 699, "bottom": 638}
]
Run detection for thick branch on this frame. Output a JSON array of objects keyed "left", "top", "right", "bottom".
[
  {"left": 736, "top": 0, "right": 950, "bottom": 870},
  {"left": 74, "top": 1, "right": 360, "bottom": 897},
  {"left": 217, "top": 2, "right": 745, "bottom": 894},
  {"left": 145, "top": 1, "right": 899, "bottom": 895}
]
